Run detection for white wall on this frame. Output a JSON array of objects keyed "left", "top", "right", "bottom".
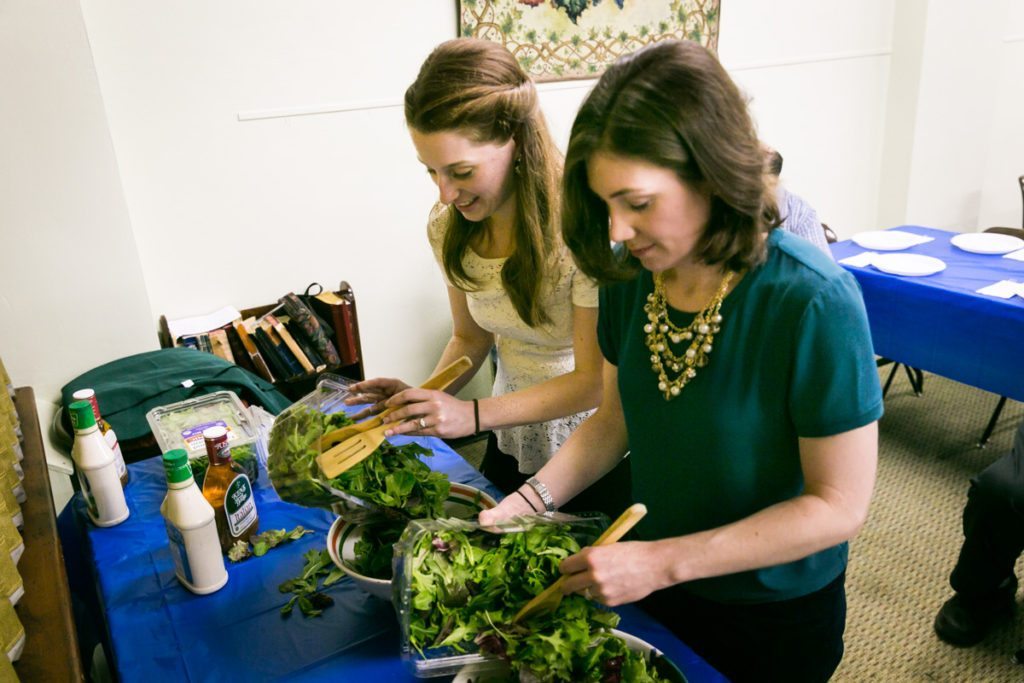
[
  {"left": 977, "top": 2, "right": 1024, "bottom": 230},
  {"left": 0, "top": 0, "right": 155, "bottom": 401},
  {"left": 2, "top": 0, "right": 1017, "bottom": 401}
]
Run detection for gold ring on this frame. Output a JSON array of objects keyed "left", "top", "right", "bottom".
[
  {"left": 418, "top": 417, "right": 427, "bottom": 430},
  {"left": 583, "top": 587, "right": 593, "bottom": 600}
]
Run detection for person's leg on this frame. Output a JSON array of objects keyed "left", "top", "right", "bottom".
[
  {"left": 640, "top": 573, "right": 846, "bottom": 683},
  {"left": 479, "top": 432, "right": 529, "bottom": 496},
  {"left": 935, "top": 419, "right": 1024, "bottom": 645}
]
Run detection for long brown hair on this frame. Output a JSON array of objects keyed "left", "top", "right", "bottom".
[
  {"left": 405, "top": 38, "right": 562, "bottom": 326},
  {"left": 562, "top": 40, "right": 778, "bottom": 284}
]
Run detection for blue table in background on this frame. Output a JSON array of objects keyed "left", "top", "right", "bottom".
[
  {"left": 58, "top": 434, "right": 725, "bottom": 682},
  {"left": 832, "top": 225, "right": 1024, "bottom": 402}
]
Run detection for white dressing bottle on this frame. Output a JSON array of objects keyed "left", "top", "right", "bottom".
[
  {"left": 160, "top": 449, "right": 227, "bottom": 594},
  {"left": 69, "top": 400, "right": 129, "bottom": 527}
]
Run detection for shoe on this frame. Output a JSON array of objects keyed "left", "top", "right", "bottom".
[{"left": 934, "top": 580, "right": 1016, "bottom": 647}]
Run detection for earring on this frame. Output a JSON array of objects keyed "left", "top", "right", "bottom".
[{"left": 514, "top": 157, "right": 522, "bottom": 175}]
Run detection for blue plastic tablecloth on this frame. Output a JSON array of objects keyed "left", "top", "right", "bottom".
[
  {"left": 831, "top": 225, "right": 1024, "bottom": 402},
  {"left": 59, "top": 434, "right": 725, "bottom": 682}
]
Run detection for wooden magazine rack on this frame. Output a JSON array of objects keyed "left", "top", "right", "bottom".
[{"left": 157, "top": 281, "right": 364, "bottom": 400}]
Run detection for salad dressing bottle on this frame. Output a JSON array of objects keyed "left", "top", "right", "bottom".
[
  {"left": 71, "top": 388, "right": 129, "bottom": 486},
  {"left": 160, "top": 449, "right": 227, "bottom": 594},
  {"left": 200, "top": 426, "right": 258, "bottom": 554},
  {"left": 69, "top": 401, "right": 129, "bottom": 527}
]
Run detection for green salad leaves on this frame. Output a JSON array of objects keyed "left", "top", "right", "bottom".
[
  {"left": 267, "top": 406, "right": 450, "bottom": 517},
  {"left": 406, "top": 522, "right": 667, "bottom": 682}
]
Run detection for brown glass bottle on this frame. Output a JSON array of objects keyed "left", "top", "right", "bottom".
[{"left": 200, "top": 426, "right": 258, "bottom": 554}]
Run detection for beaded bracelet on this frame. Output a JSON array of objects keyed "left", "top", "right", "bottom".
[
  {"left": 472, "top": 398, "right": 480, "bottom": 435},
  {"left": 525, "top": 476, "right": 556, "bottom": 512},
  {"left": 515, "top": 489, "right": 539, "bottom": 513}
]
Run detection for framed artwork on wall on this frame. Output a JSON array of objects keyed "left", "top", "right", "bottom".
[{"left": 458, "top": 0, "right": 721, "bottom": 83}]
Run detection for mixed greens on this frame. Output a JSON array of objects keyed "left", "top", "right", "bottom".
[
  {"left": 278, "top": 548, "right": 345, "bottom": 618},
  {"left": 404, "top": 521, "right": 667, "bottom": 682},
  {"left": 352, "top": 521, "right": 406, "bottom": 579},
  {"left": 190, "top": 442, "right": 259, "bottom": 488},
  {"left": 267, "top": 406, "right": 450, "bottom": 517},
  {"left": 227, "top": 525, "right": 313, "bottom": 563}
]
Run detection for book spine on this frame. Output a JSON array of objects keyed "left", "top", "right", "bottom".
[
  {"left": 258, "top": 320, "right": 304, "bottom": 378},
  {"left": 267, "top": 315, "right": 315, "bottom": 373},
  {"left": 207, "top": 329, "right": 235, "bottom": 363},
  {"left": 232, "top": 320, "right": 275, "bottom": 383},
  {"left": 279, "top": 293, "right": 341, "bottom": 367},
  {"left": 284, "top": 318, "right": 325, "bottom": 370},
  {"left": 223, "top": 324, "right": 256, "bottom": 374}
]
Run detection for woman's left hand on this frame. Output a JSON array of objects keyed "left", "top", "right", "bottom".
[
  {"left": 380, "top": 388, "right": 477, "bottom": 439},
  {"left": 558, "top": 541, "right": 667, "bottom": 607}
]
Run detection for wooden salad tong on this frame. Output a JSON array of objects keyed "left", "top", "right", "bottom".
[
  {"left": 512, "top": 503, "right": 648, "bottom": 624},
  {"left": 315, "top": 356, "right": 473, "bottom": 478}
]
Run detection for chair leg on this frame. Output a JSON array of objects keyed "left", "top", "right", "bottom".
[
  {"left": 882, "top": 362, "right": 900, "bottom": 398},
  {"left": 904, "top": 366, "right": 924, "bottom": 396},
  {"left": 977, "top": 396, "right": 1009, "bottom": 448}
]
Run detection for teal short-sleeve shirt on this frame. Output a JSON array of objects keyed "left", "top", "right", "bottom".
[{"left": 598, "top": 230, "right": 883, "bottom": 603}]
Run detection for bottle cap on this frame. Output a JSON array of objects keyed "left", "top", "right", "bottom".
[
  {"left": 68, "top": 401, "right": 97, "bottom": 431},
  {"left": 203, "top": 426, "right": 230, "bottom": 461},
  {"left": 162, "top": 449, "right": 193, "bottom": 484},
  {"left": 72, "top": 388, "right": 102, "bottom": 420}
]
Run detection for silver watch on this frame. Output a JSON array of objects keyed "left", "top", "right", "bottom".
[{"left": 525, "top": 476, "right": 556, "bottom": 512}]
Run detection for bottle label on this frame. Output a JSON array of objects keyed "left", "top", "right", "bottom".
[
  {"left": 181, "top": 421, "right": 237, "bottom": 453},
  {"left": 77, "top": 470, "right": 99, "bottom": 519},
  {"left": 165, "top": 520, "right": 194, "bottom": 585},
  {"left": 224, "top": 474, "right": 256, "bottom": 537},
  {"left": 103, "top": 429, "right": 128, "bottom": 478}
]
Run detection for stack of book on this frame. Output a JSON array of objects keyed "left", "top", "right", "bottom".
[{"left": 164, "top": 288, "right": 361, "bottom": 386}]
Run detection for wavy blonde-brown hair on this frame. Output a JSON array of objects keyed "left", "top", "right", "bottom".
[{"left": 405, "top": 38, "right": 562, "bottom": 326}]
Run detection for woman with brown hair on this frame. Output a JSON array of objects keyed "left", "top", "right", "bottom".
[
  {"left": 348, "top": 38, "right": 630, "bottom": 516},
  {"left": 481, "top": 40, "right": 883, "bottom": 681}
]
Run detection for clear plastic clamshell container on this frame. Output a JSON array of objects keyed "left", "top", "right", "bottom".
[
  {"left": 392, "top": 513, "right": 609, "bottom": 679},
  {"left": 146, "top": 391, "right": 260, "bottom": 458},
  {"left": 265, "top": 374, "right": 371, "bottom": 513}
]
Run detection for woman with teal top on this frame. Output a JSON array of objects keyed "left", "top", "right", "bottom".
[{"left": 481, "top": 40, "right": 883, "bottom": 682}]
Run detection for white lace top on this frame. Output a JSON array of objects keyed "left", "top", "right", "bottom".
[{"left": 427, "top": 204, "right": 598, "bottom": 473}]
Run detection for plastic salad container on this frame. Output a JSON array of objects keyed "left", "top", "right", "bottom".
[
  {"left": 146, "top": 390, "right": 265, "bottom": 485},
  {"left": 267, "top": 374, "right": 452, "bottom": 523},
  {"left": 393, "top": 513, "right": 612, "bottom": 679},
  {"left": 147, "top": 391, "right": 259, "bottom": 457}
]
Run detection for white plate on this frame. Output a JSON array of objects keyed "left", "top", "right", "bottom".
[
  {"left": 872, "top": 253, "right": 946, "bottom": 277},
  {"left": 850, "top": 230, "right": 926, "bottom": 251},
  {"left": 951, "top": 232, "right": 1024, "bottom": 255},
  {"left": 451, "top": 628, "right": 687, "bottom": 682}
]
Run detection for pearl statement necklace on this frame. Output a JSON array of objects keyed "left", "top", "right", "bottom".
[{"left": 643, "top": 270, "right": 734, "bottom": 400}]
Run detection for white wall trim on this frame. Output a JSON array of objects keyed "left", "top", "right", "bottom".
[
  {"left": 1004, "top": 34, "right": 1024, "bottom": 43},
  {"left": 236, "top": 48, "right": 893, "bottom": 122}
]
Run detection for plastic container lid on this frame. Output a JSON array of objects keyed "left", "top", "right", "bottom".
[
  {"left": 392, "top": 513, "right": 609, "bottom": 678},
  {"left": 146, "top": 391, "right": 257, "bottom": 457}
]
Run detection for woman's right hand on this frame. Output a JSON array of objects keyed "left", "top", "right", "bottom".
[
  {"left": 478, "top": 487, "right": 539, "bottom": 526},
  {"left": 344, "top": 377, "right": 411, "bottom": 420}
]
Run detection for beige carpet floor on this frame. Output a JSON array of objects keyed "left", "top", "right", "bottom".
[
  {"left": 836, "top": 372, "right": 1024, "bottom": 682},
  {"left": 455, "top": 372, "right": 1024, "bottom": 681}
]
